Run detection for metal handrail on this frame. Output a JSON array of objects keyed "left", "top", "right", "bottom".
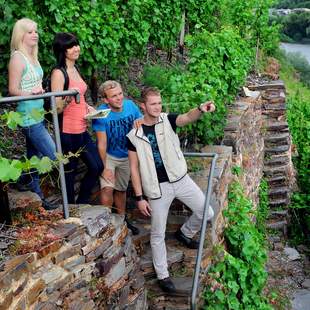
[
  {"left": 184, "top": 152, "right": 218, "bottom": 310},
  {"left": 0, "top": 90, "right": 79, "bottom": 219}
]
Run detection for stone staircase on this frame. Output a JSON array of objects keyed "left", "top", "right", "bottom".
[
  {"left": 129, "top": 215, "right": 213, "bottom": 310},
  {"left": 247, "top": 81, "right": 296, "bottom": 239}
]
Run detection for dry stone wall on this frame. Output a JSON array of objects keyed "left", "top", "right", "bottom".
[
  {"left": 248, "top": 81, "right": 296, "bottom": 208},
  {"left": 222, "top": 80, "right": 295, "bottom": 233},
  {"left": 0, "top": 205, "right": 146, "bottom": 310}
]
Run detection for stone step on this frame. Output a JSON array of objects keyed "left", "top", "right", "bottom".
[
  {"left": 266, "top": 220, "right": 287, "bottom": 231},
  {"left": 268, "top": 186, "right": 290, "bottom": 199},
  {"left": 247, "top": 81, "right": 285, "bottom": 91},
  {"left": 8, "top": 189, "right": 42, "bottom": 210},
  {"left": 265, "top": 120, "right": 288, "bottom": 132},
  {"left": 264, "top": 155, "right": 290, "bottom": 166},
  {"left": 140, "top": 245, "right": 184, "bottom": 279},
  {"left": 263, "top": 164, "right": 289, "bottom": 177},
  {"left": 263, "top": 103, "right": 286, "bottom": 111},
  {"left": 146, "top": 277, "right": 194, "bottom": 310},
  {"left": 265, "top": 145, "right": 290, "bottom": 155},
  {"left": 264, "top": 132, "right": 290, "bottom": 147},
  {"left": 265, "top": 132, "right": 289, "bottom": 141},
  {"left": 269, "top": 197, "right": 290, "bottom": 208},
  {"left": 267, "top": 175, "right": 287, "bottom": 185},
  {"left": 269, "top": 209, "right": 288, "bottom": 219},
  {"left": 131, "top": 220, "right": 151, "bottom": 241}
]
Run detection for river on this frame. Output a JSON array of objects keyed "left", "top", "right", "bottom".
[{"left": 280, "top": 42, "right": 310, "bottom": 64}]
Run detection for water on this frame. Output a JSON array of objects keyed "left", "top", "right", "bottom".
[{"left": 280, "top": 42, "right": 310, "bottom": 64}]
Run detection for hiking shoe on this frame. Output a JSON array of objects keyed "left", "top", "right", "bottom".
[
  {"left": 42, "top": 199, "right": 59, "bottom": 211},
  {"left": 175, "top": 229, "right": 199, "bottom": 249},
  {"left": 125, "top": 216, "right": 140, "bottom": 235},
  {"left": 158, "top": 277, "right": 176, "bottom": 293}
]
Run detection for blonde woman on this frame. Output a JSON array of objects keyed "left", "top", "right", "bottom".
[{"left": 8, "top": 18, "right": 57, "bottom": 210}]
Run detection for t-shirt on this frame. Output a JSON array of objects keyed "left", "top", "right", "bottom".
[
  {"left": 92, "top": 99, "right": 142, "bottom": 158},
  {"left": 127, "top": 113, "right": 178, "bottom": 183}
]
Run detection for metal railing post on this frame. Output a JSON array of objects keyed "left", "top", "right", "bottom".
[
  {"left": 50, "top": 95, "right": 69, "bottom": 219},
  {"left": 0, "top": 90, "right": 78, "bottom": 219},
  {"left": 184, "top": 152, "right": 218, "bottom": 310}
]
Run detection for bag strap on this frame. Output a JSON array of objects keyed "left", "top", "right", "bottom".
[{"left": 53, "top": 66, "right": 69, "bottom": 90}]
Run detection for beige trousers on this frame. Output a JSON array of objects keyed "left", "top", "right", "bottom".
[{"left": 149, "top": 174, "right": 214, "bottom": 280}]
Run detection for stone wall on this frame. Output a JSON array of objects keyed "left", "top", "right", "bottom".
[
  {"left": 0, "top": 205, "right": 146, "bottom": 310},
  {"left": 248, "top": 81, "right": 296, "bottom": 208},
  {"left": 222, "top": 96, "right": 264, "bottom": 207},
  {"left": 222, "top": 80, "right": 295, "bottom": 211}
]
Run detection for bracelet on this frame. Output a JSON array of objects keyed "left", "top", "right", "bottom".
[{"left": 135, "top": 195, "right": 144, "bottom": 202}]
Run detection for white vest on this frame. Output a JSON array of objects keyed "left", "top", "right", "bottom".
[{"left": 127, "top": 113, "right": 187, "bottom": 199}]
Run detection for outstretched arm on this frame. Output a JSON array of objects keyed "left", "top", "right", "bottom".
[
  {"left": 176, "top": 101, "right": 216, "bottom": 127},
  {"left": 128, "top": 150, "right": 152, "bottom": 217}
]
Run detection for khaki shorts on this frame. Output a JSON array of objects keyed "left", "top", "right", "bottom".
[{"left": 100, "top": 154, "right": 130, "bottom": 191}]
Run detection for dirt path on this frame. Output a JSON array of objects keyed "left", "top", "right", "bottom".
[{"left": 266, "top": 243, "right": 310, "bottom": 309}]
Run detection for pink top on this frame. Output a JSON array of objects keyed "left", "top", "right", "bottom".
[{"left": 62, "top": 78, "right": 88, "bottom": 134}]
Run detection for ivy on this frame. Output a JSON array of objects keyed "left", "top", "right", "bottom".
[
  {"left": 203, "top": 180, "right": 271, "bottom": 309},
  {"left": 256, "top": 179, "right": 269, "bottom": 234}
]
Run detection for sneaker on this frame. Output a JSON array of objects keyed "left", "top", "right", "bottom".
[
  {"left": 125, "top": 216, "right": 140, "bottom": 235},
  {"left": 14, "top": 182, "right": 32, "bottom": 192},
  {"left": 42, "top": 199, "right": 59, "bottom": 211},
  {"left": 175, "top": 229, "right": 199, "bottom": 249},
  {"left": 158, "top": 277, "right": 176, "bottom": 293}
]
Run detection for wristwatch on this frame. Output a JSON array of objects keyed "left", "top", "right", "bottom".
[
  {"left": 135, "top": 195, "right": 145, "bottom": 202},
  {"left": 197, "top": 103, "right": 204, "bottom": 113}
]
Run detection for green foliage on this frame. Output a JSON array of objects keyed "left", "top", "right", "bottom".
[
  {"left": 143, "top": 27, "right": 255, "bottom": 144},
  {"left": 273, "top": 12, "right": 310, "bottom": 42},
  {"left": 142, "top": 64, "right": 183, "bottom": 96},
  {"left": 0, "top": 110, "right": 23, "bottom": 129},
  {"left": 275, "top": 0, "right": 310, "bottom": 9},
  {"left": 277, "top": 52, "right": 310, "bottom": 245},
  {"left": 203, "top": 181, "right": 271, "bottom": 309},
  {"left": 257, "top": 179, "right": 269, "bottom": 234},
  {"left": 0, "top": 155, "right": 54, "bottom": 182},
  {"left": 284, "top": 52, "right": 310, "bottom": 87},
  {"left": 0, "top": 1, "right": 279, "bottom": 179},
  {"left": 286, "top": 93, "right": 310, "bottom": 244},
  {"left": 177, "top": 27, "right": 253, "bottom": 139},
  {"left": 287, "top": 94, "right": 310, "bottom": 190},
  {"left": 0, "top": 0, "right": 277, "bottom": 94},
  {"left": 231, "top": 165, "right": 243, "bottom": 176}
]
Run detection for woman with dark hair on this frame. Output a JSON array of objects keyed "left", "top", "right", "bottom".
[{"left": 51, "top": 32, "right": 103, "bottom": 204}]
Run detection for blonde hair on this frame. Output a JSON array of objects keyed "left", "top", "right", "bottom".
[
  {"left": 99, "top": 80, "right": 121, "bottom": 98},
  {"left": 10, "top": 18, "right": 38, "bottom": 61},
  {"left": 141, "top": 86, "right": 161, "bottom": 103}
]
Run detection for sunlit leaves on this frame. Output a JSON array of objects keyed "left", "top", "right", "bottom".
[
  {"left": 203, "top": 181, "right": 271, "bottom": 309},
  {"left": 1, "top": 110, "right": 23, "bottom": 130}
]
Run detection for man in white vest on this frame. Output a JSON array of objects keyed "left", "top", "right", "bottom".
[{"left": 127, "top": 87, "right": 215, "bottom": 293}]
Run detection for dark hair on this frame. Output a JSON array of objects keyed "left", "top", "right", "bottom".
[
  {"left": 53, "top": 32, "right": 79, "bottom": 68},
  {"left": 140, "top": 86, "right": 161, "bottom": 103}
]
